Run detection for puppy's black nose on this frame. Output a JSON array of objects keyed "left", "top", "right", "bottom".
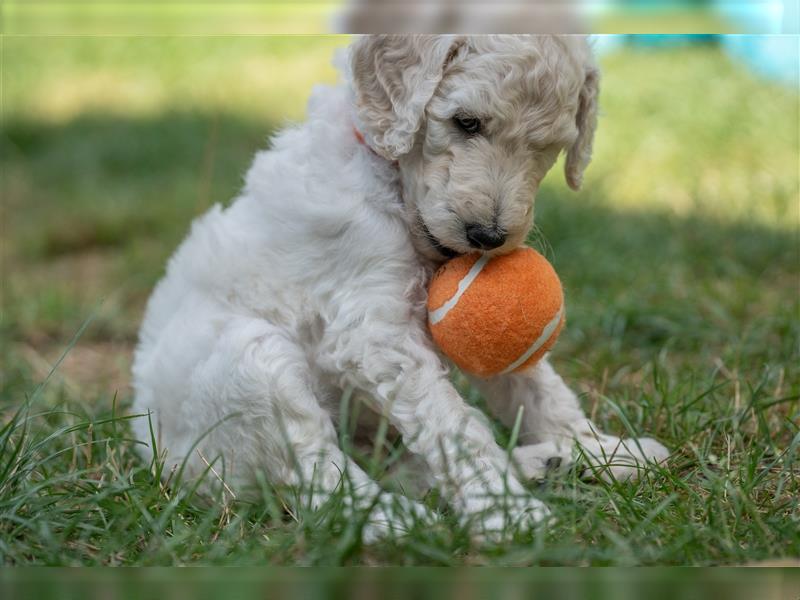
[{"left": 465, "top": 223, "right": 507, "bottom": 250}]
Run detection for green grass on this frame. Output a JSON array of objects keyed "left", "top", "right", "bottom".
[{"left": 1, "top": 37, "right": 799, "bottom": 565}]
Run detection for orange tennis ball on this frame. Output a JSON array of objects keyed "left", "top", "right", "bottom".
[{"left": 427, "top": 247, "right": 565, "bottom": 378}]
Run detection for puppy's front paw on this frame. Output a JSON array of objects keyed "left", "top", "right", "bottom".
[
  {"left": 512, "top": 441, "right": 576, "bottom": 481},
  {"left": 579, "top": 435, "right": 670, "bottom": 482},
  {"left": 460, "top": 482, "right": 552, "bottom": 543},
  {"left": 470, "top": 494, "right": 551, "bottom": 543},
  {"left": 512, "top": 435, "right": 669, "bottom": 483},
  {"left": 632, "top": 437, "right": 670, "bottom": 463},
  {"left": 360, "top": 492, "right": 438, "bottom": 544}
]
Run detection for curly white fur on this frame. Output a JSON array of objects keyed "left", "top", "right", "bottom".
[{"left": 132, "top": 35, "right": 668, "bottom": 541}]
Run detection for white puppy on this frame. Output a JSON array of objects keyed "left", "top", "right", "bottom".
[{"left": 132, "top": 35, "right": 668, "bottom": 539}]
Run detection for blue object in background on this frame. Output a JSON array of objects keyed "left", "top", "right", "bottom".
[
  {"left": 625, "top": 34, "right": 716, "bottom": 47},
  {"left": 713, "top": 0, "right": 798, "bottom": 34},
  {"left": 591, "top": 2, "right": 799, "bottom": 88},
  {"left": 714, "top": 1, "right": 799, "bottom": 87},
  {"left": 721, "top": 36, "right": 799, "bottom": 87}
]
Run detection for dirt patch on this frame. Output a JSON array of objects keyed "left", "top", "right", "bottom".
[{"left": 18, "top": 340, "right": 134, "bottom": 400}]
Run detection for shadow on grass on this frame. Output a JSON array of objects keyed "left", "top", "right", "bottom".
[
  {"left": 534, "top": 186, "right": 799, "bottom": 364},
  {"left": 3, "top": 111, "right": 279, "bottom": 257}
]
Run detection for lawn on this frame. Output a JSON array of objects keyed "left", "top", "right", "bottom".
[{"left": 1, "top": 35, "right": 798, "bottom": 566}]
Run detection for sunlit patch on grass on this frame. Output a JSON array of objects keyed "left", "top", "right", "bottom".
[
  {"left": 6, "top": 37, "right": 348, "bottom": 123},
  {"left": 560, "top": 46, "right": 798, "bottom": 230}
]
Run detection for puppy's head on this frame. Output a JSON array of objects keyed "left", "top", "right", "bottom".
[{"left": 350, "top": 35, "right": 599, "bottom": 260}]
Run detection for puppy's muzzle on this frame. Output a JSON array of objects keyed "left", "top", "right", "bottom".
[{"left": 465, "top": 223, "right": 506, "bottom": 250}]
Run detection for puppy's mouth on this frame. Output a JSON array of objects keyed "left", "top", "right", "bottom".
[{"left": 418, "top": 217, "right": 462, "bottom": 259}]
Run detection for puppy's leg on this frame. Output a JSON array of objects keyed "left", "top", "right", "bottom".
[
  {"left": 320, "top": 320, "right": 550, "bottom": 537},
  {"left": 469, "top": 357, "right": 669, "bottom": 482},
  {"left": 182, "top": 319, "right": 430, "bottom": 541}
]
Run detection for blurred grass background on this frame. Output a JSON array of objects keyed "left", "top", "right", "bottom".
[{"left": 1, "top": 31, "right": 798, "bottom": 565}]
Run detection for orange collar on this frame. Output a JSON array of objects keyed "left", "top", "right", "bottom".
[
  {"left": 353, "top": 126, "right": 368, "bottom": 147},
  {"left": 354, "top": 126, "right": 400, "bottom": 170}
]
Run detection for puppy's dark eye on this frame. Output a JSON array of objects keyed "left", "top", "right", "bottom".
[{"left": 453, "top": 115, "right": 482, "bottom": 135}]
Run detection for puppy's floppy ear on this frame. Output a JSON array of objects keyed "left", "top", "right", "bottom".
[
  {"left": 350, "top": 35, "right": 465, "bottom": 160},
  {"left": 564, "top": 65, "right": 600, "bottom": 191}
]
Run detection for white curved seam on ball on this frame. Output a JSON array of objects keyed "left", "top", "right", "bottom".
[
  {"left": 499, "top": 304, "right": 564, "bottom": 375},
  {"left": 428, "top": 253, "right": 491, "bottom": 326}
]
